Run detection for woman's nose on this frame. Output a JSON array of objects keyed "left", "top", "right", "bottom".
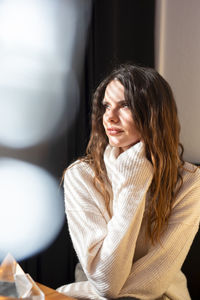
[{"left": 105, "top": 108, "right": 119, "bottom": 123}]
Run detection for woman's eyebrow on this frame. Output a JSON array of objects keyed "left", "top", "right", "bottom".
[
  {"left": 116, "top": 100, "right": 129, "bottom": 106},
  {"left": 102, "top": 99, "right": 126, "bottom": 104},
  {"left": 118, "top": 99, "right": 127, "bottom": 104}
]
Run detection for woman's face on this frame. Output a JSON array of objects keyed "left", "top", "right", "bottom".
[{"left": 102, "top": 79, "right": 141, "bottom": 153}]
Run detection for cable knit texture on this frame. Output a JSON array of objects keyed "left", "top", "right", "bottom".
[{"left": 57, "top": 142, "right": 200, "bottom": 300}]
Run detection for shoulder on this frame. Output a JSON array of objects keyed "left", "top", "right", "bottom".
[
  {"left": 64, "top": 159, "right": 94, "bottom": 182},
  {"left": 171, "top": 162, "right": 200, "bottom": 225},
  {"left": 63, "top": 160, "right": 96, "bottom": 198},
  {"left": 181, "top": 162, "right": 200, "bottom": 190},
  {"left": 64, "top": 159, "right": 98, "bottom": 199},
  {"left": 63, "top": 160, "right": 108, "bottom": 215}
]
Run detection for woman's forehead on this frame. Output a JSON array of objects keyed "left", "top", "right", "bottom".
[{"left": 104, "top": 79, "right": 125, "bottom": 101}]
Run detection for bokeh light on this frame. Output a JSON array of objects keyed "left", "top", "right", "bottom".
[
  {"left": 0, "top": 70, "right": 79, "bottom": 148},
  {"left": 0, "top": 0, "right": 91, "bottom": 148},
  {"left": 0, "top": 158, "right": 65, "bottom": 262},
  {"left": 0, "top": 0, "right": 91, "bottom": 261}
]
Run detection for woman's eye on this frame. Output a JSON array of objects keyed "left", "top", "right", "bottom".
[
  {"left": 121, "top": 102, "right": 129, "bottom": 108},
  {"left": 102, "top": 103, "right": 109, "bottom": 110}
]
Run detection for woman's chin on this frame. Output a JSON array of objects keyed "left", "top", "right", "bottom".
[{"left": 108, "top": 140, "right": 121, "bottom": 148}]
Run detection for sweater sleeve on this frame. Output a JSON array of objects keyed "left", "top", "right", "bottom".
[{"left": 63, "top": 142, "right": 153, "bottom": 298}]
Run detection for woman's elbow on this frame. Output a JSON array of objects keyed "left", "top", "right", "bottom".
[{"left": 93, "top": 283, "right": 120, "bottom": 299}]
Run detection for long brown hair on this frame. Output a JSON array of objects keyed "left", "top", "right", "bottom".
[{"left": 81, "top": 64, "right": 184, "bottom": 244}]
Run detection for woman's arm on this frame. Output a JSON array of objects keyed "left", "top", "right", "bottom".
[{"left": 64, "top": 142, "right": 153, "bottom": 298}]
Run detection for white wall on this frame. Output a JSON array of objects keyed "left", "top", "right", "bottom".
[{"left": 155, "top": 0, "right": 200, "bottom": 163}]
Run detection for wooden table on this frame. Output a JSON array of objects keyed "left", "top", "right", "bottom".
[
  {"left": 37, "top": 283, "right": 76, "bottom": 300},
  {"left": 0, "top": 282, "right": 76, "bottom": 300},
  {"left": 0, "top": 283, "right": 75, "bottom": 300}
]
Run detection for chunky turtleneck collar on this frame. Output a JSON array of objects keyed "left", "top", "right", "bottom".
[{"left": 103, "top": 142, "right": 146, "bottom": 182}]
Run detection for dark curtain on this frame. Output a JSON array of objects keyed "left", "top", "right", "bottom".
[
  {"left": 86, "top": 0, "right": 155, "bottom": 89},
  {"left": 21, "top": 0, "right": 155, "bottom": 289}
]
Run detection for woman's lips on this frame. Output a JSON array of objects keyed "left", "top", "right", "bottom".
[{"left": 107, "top": 128, "right": 123, "bottom": 135}]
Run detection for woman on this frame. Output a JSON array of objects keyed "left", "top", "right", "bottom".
[{"left": 57, "top": 64, "right": 200, "bottom": 299}]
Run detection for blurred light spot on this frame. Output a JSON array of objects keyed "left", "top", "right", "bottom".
[
  {"left": 0, "top": 158, "right": 65, "bottom": 262},
  {"left": 0, "top": 70, "right": 79, "bottom": 148},
  {"left": 0, "top": 0, "right": 91, "bottom": 148}
]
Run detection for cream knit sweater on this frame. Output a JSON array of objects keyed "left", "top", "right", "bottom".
[{"left": 57, "top": 142, "right": 200, "bottom": 300}]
